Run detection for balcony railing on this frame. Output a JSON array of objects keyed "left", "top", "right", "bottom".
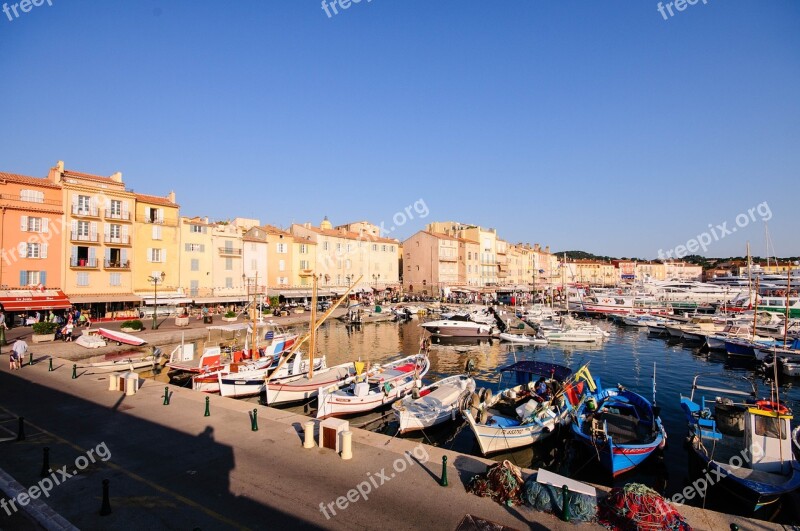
[
  {"left": 104, "top": 260, "right": 130, "bottom": 269},
  {"left": 70, "top": 258, "right": 98, "bottom": 268},
  {"left": 438, "top": 254, "right": 458, "bottom": 262},
  {"left": 104, "top": 235, "right": 131, "bottom": 245},
  {"left": 104, "top": 210, "right": 131, "bottom": 221},
  {"left": 71, "top": 205, "right": 100, "bottom": 217},
  {"left": 70, "top": 232, "right": 99, "bottom": 243},
  {"left": 218, "top": 247, "right": 243, "bottom": 256}
]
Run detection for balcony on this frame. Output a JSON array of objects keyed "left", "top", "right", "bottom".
[
  {"left": 70, "top": 258, "right": 98, "bottom": 268},
  {"left": 104, "top": 260, "right": 130, "bottom": 270},
  {"left": 438, "top": 254, "right": 458, "bottom": 262},
  {"left": 70, "top": 232, "right": 99, "bottom": 243},
  {"left": 104, "top": 209, "right": 131, "bottom": 221},
  {"left": 71, "top": 205, "right": 100, "bottom": 217},
  {"left": 218, "top": 247, "right": 243, "bottom": 256},
  {"left": 104, "top": 235, "right": 131, "bottom": 245}
]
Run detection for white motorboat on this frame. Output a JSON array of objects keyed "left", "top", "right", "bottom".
[
  {"left": 498, "top": 332, "right": 548, "bottom": 346},
  {"left": 218, "top": 353, "right": 326, "bottom": 398},
  {"left": 316, "top": 354, "right": 430, "bottom": 419},
  {"left": 77, "top": 348, "right": 164, "bottom": 373},
  {"left": 706, "top": 324, "right": 776, "bottom": 351},
  {"left": 392, "top": 374, "right": 475, "bottom": 434},
  {"left": 420, "top": 317, "right": 493, "bottom": 337}
]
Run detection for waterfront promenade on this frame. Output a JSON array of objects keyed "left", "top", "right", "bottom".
[{"left": 0, "top": 322, "right": 787, "bottom": 530}]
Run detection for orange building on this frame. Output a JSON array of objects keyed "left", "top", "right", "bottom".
[{"left": 0, "top": 171, "right": 71, "bottom": 321}]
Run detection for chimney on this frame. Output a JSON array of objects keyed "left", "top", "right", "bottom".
[
  {"left": 203, "top": 217, "right": 209, "bottom": 224},
  {"left": 168, "top": 191, "right": 176, "bottom": 204},
  {"left": 544, "top": 246, "right": 550, "bottom": 253},
  {"left": 47, "top": 160, "right": 64, "bottom": 183},
  {"left": 110, "top": 171, "right": 123, "bottom": 183}
]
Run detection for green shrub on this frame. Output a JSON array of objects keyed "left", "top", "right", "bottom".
[
  {"left": 32, "top": 321, "right": 58, "bottom": 335},
  {"left": 121, "top": 320, "right": 144, "bottom": 331},
  {"left": 224, "top": 311, "right": 237, "bottom": 318},
  {"left": 269, "top": 296, "right": 280, "bottom": 308}
]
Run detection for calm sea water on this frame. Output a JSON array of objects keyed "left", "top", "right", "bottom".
[{"left": 148, "top": 316, "right": 799, "bottom": 522}]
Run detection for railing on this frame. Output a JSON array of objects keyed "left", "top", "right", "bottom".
[
  {"left": 104, "top": 210, "right": 131, "bottom": 221},
  {"left": 71, "top": 205, "right": 100, "bottom": 217},
  {"left": 438, "top": 254, "right": 458, "bottom": 262},
  {"left": 104, "top": 235, "right": 131, "bottom": 245},
  {"left": 70, "top": 258, "right": 98, "bottom": 268},
  {"left": 70, "top": 232, "right": 99, "bottom": 243},
  {"left": 104, "top": 260, "right": 130, "bottom": 269},
  {"left": 218, "top": 247, "right": 243, "bottom": 256}
]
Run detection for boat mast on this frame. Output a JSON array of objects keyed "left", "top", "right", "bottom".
[
  {"left": 308, "top": 272, "right": 318, "bottom": 379},
  {"left": 252, "top": 271, "right": 259, "bottom": 358},
  {"left": 752, "top": 276, "right": 760, "bottom": 338},
  {"left": 784, "top": 264, "right": 792, "bottom": 348},
  {"left": 746, "top": 242, "right": 752, "bottom": 309}
]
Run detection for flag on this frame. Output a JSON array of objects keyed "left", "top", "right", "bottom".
[{"left": 564, "top": 381, "right": 585, "bottom": 407}]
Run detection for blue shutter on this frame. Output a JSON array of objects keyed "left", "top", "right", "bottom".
[
  {"left": 40, "top": 271, "right": 46, "bottom": 286},
  {"left": 88, "top": 247, "right": 96, "bottom": 266},
  {"left": 20, "top": 271, "right": 28, "bottom": 286},
  {"left": 121, "top": 249, "right": 128, "bottom": 265}
]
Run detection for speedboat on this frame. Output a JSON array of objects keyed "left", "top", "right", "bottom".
[
  {"left": 679, "top": 374, "right": 800, "bottom": 514},
  {"left": 392, "top": 374, "right": 475, "bottom": 434},
  {"left": 498, "top": 332, "right": 548, "bottom": 346},
  {"left": 420, "top": 317, "right": 493, "bottom": 337}
]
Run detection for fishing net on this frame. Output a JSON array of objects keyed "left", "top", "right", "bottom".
[
  {"left": 523, "top": 478, "right": 597, "bottom": 523},
  {"left": 598, "top": 483, "right": 692, "bottom": 530},
  {"left": 467, "top": 460, "right": 525, "bottom": 506}
]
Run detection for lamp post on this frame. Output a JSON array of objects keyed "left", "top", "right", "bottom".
[{"left": 147, "top": 272, "right": 166, "bottom": 330}]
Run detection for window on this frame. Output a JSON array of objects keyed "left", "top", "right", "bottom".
[
  {"left": 323, "top": 242, "right": 329, "bottom": 251},
  {"left": 373, "top": 244, "right": 378, "bottom": 251},
  {"left": 149, "top": 248, "right": 163, "bottom": 262},
  {"left": 21, "top": 217, "right": 42, "bottom": 232},
  {"left": 146, "top": 207, "right": 164, "bottom": 223},
  {"left": 191, "top": 259, "right": 199, "bottom": 271},
  {"left": 390, "top": 246, "right": 395, "bottom": 252},
  {"left": 299, "top": 244, "right": 307, "bottom": 254},
  {"left": 185, "top": 243, "right": 205, "bottom": 252},
  {"left": 278, "top": 277, "right": 288, "bottom": 285},
  {"left": 152, "top": 225, "right": 162, "bottom": 240},
  {"left": 190, "top": 280, "right": 199, "bottom": 296},
  {"left": 190, "top": 225, "right": 206, "bottom": 234},
  {"left": 251, "top": 259, "right": 257, "bottom": 270},
  {"left": 109, "top": 224, "right": 121, "bottom": 239},
  {"left": 277, "top": 243, "right": 287, "bottom": 254},
  {"left": 26, "top": 243, "right": 41, "bottom": 258},
  {"left": 345, "top": 259, "right": 351, "bottom": 270},
  {"left": 77, "top": 221, "right": 90, "bottom": 237},
  {"left": 300, "top": 260, "right": 309, "bottom": 269},
  {"left": 336, "top": 243, "right": 342, "bottom": 252},
  {"left": 109, "top": 199, "right": 122, "bottom": 217},
  {"left": 382, "top": 245, "right": 387, "bottom": 252},
  {"left": 109, "top": 273, "right": 121, "bottom": 287},
  {"left": 225, "top": 257, "right": 233, "bottom": 271},
  {"left": 77, "top": 195, "right": 90, "bottom": 213},
  {"left": 225, "top": 277, "right": 233, "bottom": 289},
  {"left": 250, "top": 243, "right": 257, "bottom": 252},
  {"left": 279, "top": 260, "right": 285, "bottom": 272},
  {"left": 21, "top": 271, "right": 43, "bottom": 285},
  {"left": 347, "top": 243, "right": 352, "bottom": 252},
  {"left": 20, "top": 189, "right": 44, "bottom": 203},
  {"left": 754, "top": 416, "right": 787, "bottom": 439},
  {"left": 77, "top": 272, "right": 89, "bottom": 286}
]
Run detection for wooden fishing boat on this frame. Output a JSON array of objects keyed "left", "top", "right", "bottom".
[
  {"left": 78, "top": 348, "right": 164, "bottom": 373},
  {"left": 392, "top": 373, "right": 475, "bottom": 434}
]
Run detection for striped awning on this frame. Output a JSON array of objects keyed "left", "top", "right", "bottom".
[{"left": 0, "top": 290, "right": 72, "bottom": 311}]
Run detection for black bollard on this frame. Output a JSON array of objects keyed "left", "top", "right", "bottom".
[
  {"left": 28, "top": 351, "right": 33, "bottom": 366},
  {"left": 71, "top": 364, "right": 77, "bottom": 379},
  {"left": 562, "top": 484, "right": 571, "bottom": 522},
  {"left": 204, "top": 396, "right": 210, "bottom": 417},
  {"left": 440, "top": 455, "right": 448, "bottom": 487},
  {"left": 48, "top": 358, "right": 53, "bottom": 372},
  {"left": 99, "top": 479, "right": 112, "bottom": 516},
  {"left": 16, "top": 417, "right": 25, "bottom": 441},
  {"left": 163, "top": 387, "right": 170, "bottom": 406},
  {"left": 251, "top": 409, "right": 258, "bottom": 431},
  {"left": 41, "top": 447, "right": 50, "bottom": 477}
]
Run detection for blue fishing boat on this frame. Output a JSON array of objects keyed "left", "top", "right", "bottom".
[
  {"left": 679, "top": 374, "right": 800, "bottom": 514},
  {"left": 571, "top": 365, "right": 666, "bottom": 476}
]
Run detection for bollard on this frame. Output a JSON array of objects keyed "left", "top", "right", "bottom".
[
  {"left": 72, "top": 364, "right": 77, "bottom": 379},
  {"left": 16, "top": 417, "right": 25, "bottom": 441},
  {"left": 163, "top": 387, "right": 170, "bottom": 406},
  {"left": 561, "top": 485, "right": 571, "bottom": 522},
  {"left": 440, "top": 455, "right": 448, "bottom": 487},
  {"left": 41, "top": 447, "right": 50, "bottom": 477},
  {"left": 730, "top": 526, "right": 739, "bottom": 531},
  {"left": 303, "top": 421, "right": 315, "bottom": 448},
  {"left": 340, "top": 430, "right": 352, "bottom": 460},
  {"left": 204, "top": 396, "right": 210, "bottom": 417},
  {"left": 251, "top": 409, "right": 259, "bottom": 431},
  {"left": 48, "top": 358, "right": 53, "bottom": 372},
  {"left": 28, "top": 351, "right": 33, "bottom": 366},
  {"left": 99, "top": 479, "right": 112, "bottom": 516}
]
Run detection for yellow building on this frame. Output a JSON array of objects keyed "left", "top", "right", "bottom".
[
  {"left": 47, "top": 161, "right": 141, "bottom": 317},
  {"left": 292, "top": 236, "right": 317, "bottom": 287},
  {"left": 457, "top": 238, "right": 481, "bottom": 286},
  {"left": 133, "top": 193, "right": 181, "bottom": 303},
  {"left": 210, "top": 222, "right": 246, "bottom": 299},
  {"left": 179, "top": 216, "right": 214, "bottom": 298}
]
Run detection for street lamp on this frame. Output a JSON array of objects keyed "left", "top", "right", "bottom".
[{"left": 147, "top": 272, "right": 166, "bottom": 330}]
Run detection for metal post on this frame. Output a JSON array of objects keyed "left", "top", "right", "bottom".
[
  {"left": 153, "top": 278, "right": 158, "bottom": 330},
  {"left": 41, "top": 447, "right": 50, "bottom": 477},
  {"left": 72, "top": 364, "right": 77, "bottom": 379},
  {"left": 99, "top": 479, "right": 112, "bottom": 516},
  {"left": 16, "top": 417, "right": 25, "bottom": 441},
  {"left": 561, "top": 485, "right": 571, "bottom": 522},
  {"left": 251, "top": 408, "right": 258, "bottom": 431},
  {"left": 48, "top": 358, "right": 53, "bottom": 371},
  {"left": 440, "top": 455, "right": 448, "bottom": 487},
  {"left": 28, "top": 351, "right": 33, "bottom": 366},
  {"left": 163, "top": 387, "right": 170, "bottom": 405},
  {"left": 204, "top": 396, "right": 210, "bottom": 417}
]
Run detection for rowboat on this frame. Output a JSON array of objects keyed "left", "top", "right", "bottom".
[
  {"left": 218, "top": 354, "right": 326, "bottom": 398},
  {"left": 96, "top": 327, "right": 147, "bottom": 346},
  {"left": 316, "top": 354, "right": 430, "bottom": 419},
  {"left": 498, "top": 333, "right": 548, "bottom": 346},
  {"left": 461, "top": 361, "right": 578, "bottom": 455},
  {"left": 78, "top": 348, "right": 164, "bottom": 373},
  {"left": 571, "top": 366, "right": 666, "bottom": 477},
  {"left": 392, "top": 373, "right": 475, "bottom": 434},
  {"left": 264, "top": 361, "right": 365, "bottom": 406}
]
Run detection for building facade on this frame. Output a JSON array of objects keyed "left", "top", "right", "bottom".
[
  {"left": 179, "top": 216, "right": 214, "bottom": 298},
  {"left": 133, "top": 193, "right": 181, "bottom": 302}
]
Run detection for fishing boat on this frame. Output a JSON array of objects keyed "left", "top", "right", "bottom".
[
  {"left": 96, "top": 327, "right": 147, "bottom": 346},
  {"left": 679, "top": 374, "right": 800, "bottom": 514},
  {"left": 707, "top": 324, "right": 776, "bottom": 351},
  {"left": 391, "top": 374, "right": 476, "bottom": 434},
  {"left": 460, "top": 361, "right": 579, "bottom": 455},
  {"left": 77, "top": 348, "right": 165, "bottom": 373},
  {"left": 571, "top": 366, "right": 666, "bottom": 477},
  {"left": 217, "top": 353, "right": 326, "bottom": 398},
  {"left": 316, "top": 353, "right": 430, "bottom": 419},
  {"left": 498, "top": 332, "right": 548, "bottom": 346},
  {"left": 621, "top": 313, "right": 669, "bottom": 328}
]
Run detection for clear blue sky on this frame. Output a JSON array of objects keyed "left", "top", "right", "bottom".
[{"left": 1, "top": 0, "right": 798, "bottom": 259}]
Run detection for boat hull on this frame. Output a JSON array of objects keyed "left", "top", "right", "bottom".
[{"left": 96, "top": 327, "right": 147, "bottom": 346}]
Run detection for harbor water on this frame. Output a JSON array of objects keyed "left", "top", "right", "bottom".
[{"left": 149, "top": 315, "right": 800, "bottom": 523}]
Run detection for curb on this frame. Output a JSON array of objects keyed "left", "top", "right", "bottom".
[{"left": 0, "top": 467, "right": 78, "bottom": 531}]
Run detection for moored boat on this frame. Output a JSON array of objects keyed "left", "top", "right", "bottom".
[
  {"left": 498, "top": 332, "right": 548, "bottom": 345},
  {"left": 77, "top": 348, "right": 165, "bottom": 373},
  {"left": 392, "top": 373, "right": 475, "bottom": 434},
  {"left": 96, "top": 327, "right": 147, "bottom": 346}
]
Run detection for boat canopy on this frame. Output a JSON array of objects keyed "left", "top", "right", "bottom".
[{"left": 498, "top": 361, "right": 573, "bottom": 383}]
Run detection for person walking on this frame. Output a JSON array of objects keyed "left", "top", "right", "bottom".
[
  {"left": 0, "top": 310, "right": 7, "bottom": 346},
  {"left": 10, "top": 338, "right": 27, "bottom": 370}
]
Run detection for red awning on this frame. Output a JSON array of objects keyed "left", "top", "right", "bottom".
[{"left": 0, "top": 290, "right": 72, "bottom": 312}]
